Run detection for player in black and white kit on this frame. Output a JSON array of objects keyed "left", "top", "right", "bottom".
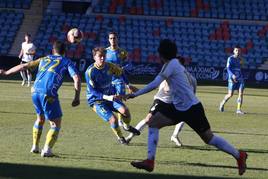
[
  {"left": 18, "top": 33, "right": 36, "bottom": 87},
  {"left": 127, "top": 39, "right": 248, "bottom": 176},
  {"left": 125, "top": 57, "right": 196, "bottom": 147}
]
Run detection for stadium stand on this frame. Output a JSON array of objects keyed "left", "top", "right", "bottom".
[
  {"left": 0, "top": 0, "right": 32, "bottom": 9},
  {"left": 0, "top": 10, "right": 24, "bottom": 55}
]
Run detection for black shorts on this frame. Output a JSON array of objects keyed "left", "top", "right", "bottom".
[{"left": 149, "top": 100, "right": 210, "bottom": 134}]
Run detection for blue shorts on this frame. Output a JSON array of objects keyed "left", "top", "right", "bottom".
[
  {"left": 92, "top": 100, "right": 125, "bottom": 122},
  {"left": 32, "top": 92, "right": 62, "bottom": 120},
  {"left": 228, "top": 80, "right": 245, "bottom": 91},
  {"left": 112, "top": 81, "right": 126, "bottom": 95}
]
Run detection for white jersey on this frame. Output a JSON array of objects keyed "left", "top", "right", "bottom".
[
  {"left": 21, "top": 42, "right": 36, "bottom": 62},
  {"left": 159, "top": 58, "right": 199, "bottom": 111},
  {"left": 154, "top": 70, "right": 197, "bottom": 104}
]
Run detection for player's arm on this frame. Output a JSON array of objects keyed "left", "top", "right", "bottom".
[
  {"left": 0, "top": 59, "right": 40, "bottom": 76},
  {"left": 226, "top": 57, "right": 236, "bottom": 82},
  {"left": 71, "top": 74, "right": 81, "bottom": 107},
  {"left": 86, "top": 68, "right": 114, "bottom": 101},
  {"left": 18, "top": 48, "right": 23, "bottom": 59},
  {"left": 128, "top": 75, "right": 164, "bottom": 99}
]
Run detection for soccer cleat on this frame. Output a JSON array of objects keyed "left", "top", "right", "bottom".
[
  {"left": 30, "top": 146, "right": 39, "bottom": 154},
  {"left": 21, "top": 80, "right": 26, "bottom": 86},
  {"left": 131, "top": 159, "right": 154, "bottom": 172},
  {"left": 123, "top": 125, "right": 140, "bottom": 136},
  {"left": 219, "top": 103, "right": 224, "bottom": 112},
  {"left": 237, "top": 151, "right": 248, "bottom": 175},
  {"left": 236, "top": 110, "right": 245, "bottom": 115},
  {"left": 41, "top": 149, "right": 54, "bottom": 157},
  {"left": 170, "top": 136, "right": 182, "bottom": 147},
  {"left": 125, "top": 133, "right": 134, "bottom": 144},
  {"left": 118, "top": 137, "right": 128, "bottom": 145},
  {"left": 27, "top": 81, "right": 31, "bottom": 87}
]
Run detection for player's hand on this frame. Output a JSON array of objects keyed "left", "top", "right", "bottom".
[
  {"left": 125, "top": 93, "right": 136, "bottom": 99},
  {"left": 232, "top": 75, "right": 237, "bottom": 83},
  {"left": 127, "top": 85, "right": 139, "bottom": 94},
  {"left": 0, "top": 69, "right": 6, "bottom": 76},
  {"left": 113, "top": 95, "right": 126, "bottom": 101},
  {"left": 71, "top": 98, "right": 80, "bottom": 107}
]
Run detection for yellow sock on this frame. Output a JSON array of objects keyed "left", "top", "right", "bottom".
[
  {"left": 33, "top": 126, "right": 43, "bottom": 146},
  {"left": 237, "top": 103, "right": 241, "bottom": 111},
  {"left": 111, "top": 123, "right": 123, "bottom": 138},
  {"left": 45, "top": 127, "right": 60, "bottom": 149}
]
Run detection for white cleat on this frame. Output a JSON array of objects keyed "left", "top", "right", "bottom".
[
  {"left": 41, "top": 149, "right": 54, "bottom": 157},
  {"left": 236, "top": 110, "right": 245, "bottom": 115},
  {"left": 171, "top": 136, "right": 182, "bottom": 147},
  {"left": 30, "top": 146, "right": 39, "bottom": 154},
  {"left": 21, "top": 80, "right": 26, "bottom": 86},
  {"left": 27, "top": 82, "right": 31, "bottom": 87}
]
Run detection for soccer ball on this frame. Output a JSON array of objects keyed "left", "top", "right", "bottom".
[{"left": 67, "top": 28, "right": 83, "bottom": 44}]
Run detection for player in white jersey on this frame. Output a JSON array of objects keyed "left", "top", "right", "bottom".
[
  {"left": 125, "top": 57, "right": 197, "bottom": 147},
  {"left": 18, "top": 33, "right": 36, "bottom": 87},
  {"left": 127, "top": 39, "right": 247, "bottom": 176}
]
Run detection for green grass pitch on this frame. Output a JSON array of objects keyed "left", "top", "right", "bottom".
[{"left": 0, "top": 80, "right": 267, "bottom": 178}]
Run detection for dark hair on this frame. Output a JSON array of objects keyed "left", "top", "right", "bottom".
[
  {"left": 92, "top": 47, "right": 106, "bottom": 56},
  {"left": 157, "top": 39, "right": 177, "bottom": 61},
  {"left": 53, "top": 40, "right": 66, "bottom": 55},
  {"left": 177, "top": 56, "right": 185, "bottom": 65},
  {"left": 234, "top": 45, "right": 240, "bottom": 49},
  {"left": 108, "top": 31, "right": 118, "bottom": 37},
  {"left": 25, "top": 33, "right": 31, "bottom": 37}
]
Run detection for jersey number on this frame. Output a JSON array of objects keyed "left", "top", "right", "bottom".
[{"left": 40, "top": 59, "right": 60, "bottom": 72}]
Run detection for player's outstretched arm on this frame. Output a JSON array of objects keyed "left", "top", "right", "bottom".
[
  {"left": 0, "top": 63, "right": 28, "bottom": 76},
  {"left": 71, "top": 74, "right": 81, "bottom": 107}
]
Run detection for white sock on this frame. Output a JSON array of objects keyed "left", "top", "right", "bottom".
[
  {"left": 136, "top": 119, "right": 147, "bottom": 131},
  {"left": 20, "top": 71, "right": 27, "bottom": 81},
  {"left": 27, "top": 73, "right": 32, "bottom": 83},
  {"left": 147, "top": 127, "right": 159, "bottom": 160},
  {"left": 208, "top": 135, "right": 239, "bottom": 159},
  {"left": 172, "top": 122, "right": 184, "bottom": 137}
]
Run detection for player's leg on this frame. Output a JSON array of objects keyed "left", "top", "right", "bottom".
[
  {"left": 114, "top": 100, "right": 140, "bottom": 135},
  {"left": 26, "top": 69, "right": 32, "bottom": 87},
  {"left": 115, "top": 83, "right": 126, "bottom": 127},
  {"left": 219, "top": 82, "right": 234, "bottom": 112},
  {"left": 170, "top": 122, "right": 184, "bottom": 146},
  {"left": 31, "top": 92, "right": 45, "bottom": 153},
  {"left": 93, "top": 102, "right": 126, "bottom": 144},
  {"left": 31, "top": 114, "right": 45, "bottom": 153},
  {"left": 42, "top": 117, "right": 61, "bottom": 157},
  {"left": 41, "top": 95, "right": 62, "bottom": 157},
  {"left": 186, "top": 103, "right": 247, "bottom": 175},
  {"left": 20, "top": 61, "right": 27, "bottom": 86},
  {"left": 125, "top": 113, "right": 151, "bottom": 143},
  {"left": 131, "top": 101, "right": 177, "bottom": 172},
  {"left": 236, "top": 82, "right": 245, "bottom": 114}
]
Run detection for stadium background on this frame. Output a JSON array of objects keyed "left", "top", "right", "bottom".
[{"left": 0, "top": 0, "right": 268, "bottom": 86}]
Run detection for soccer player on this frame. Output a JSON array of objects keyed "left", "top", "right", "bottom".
[
  {"left": 18, "top": 33, "right": 36, "bottom": 87},
  {"left": 105, "top": 32, "right": 136, "bottom": 126},
  {"left": 126, "top": 39, "right": 247, "bottom": 175},
  {"left": 125, "top": 57, "right": 196, "bottom": 147},
  {"left": 85, "top": 47, "right": 140, "bottom": 144},
  {"left": 219, "top": 46, "right": 245, "bottom": 114},
  {"left": 0, "top": 41, "right": 81, "bottom": 157}
]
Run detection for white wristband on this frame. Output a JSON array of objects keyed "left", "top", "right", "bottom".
[{"left": 103, "top": 95, "right": 114, "bottom": 101}]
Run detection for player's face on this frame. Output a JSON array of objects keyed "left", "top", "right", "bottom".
[
  {"left": 233, "top": 48, "right": 241, "bottom": 57},
  {"left": 25, "top": 35, "right": 30, "bottom": 42},
  {"left": 94, "top": 51, "right": 105, "bottom": 67},
  {"left": 108, "top": 34, "right": 118, "bottom": 46}
]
